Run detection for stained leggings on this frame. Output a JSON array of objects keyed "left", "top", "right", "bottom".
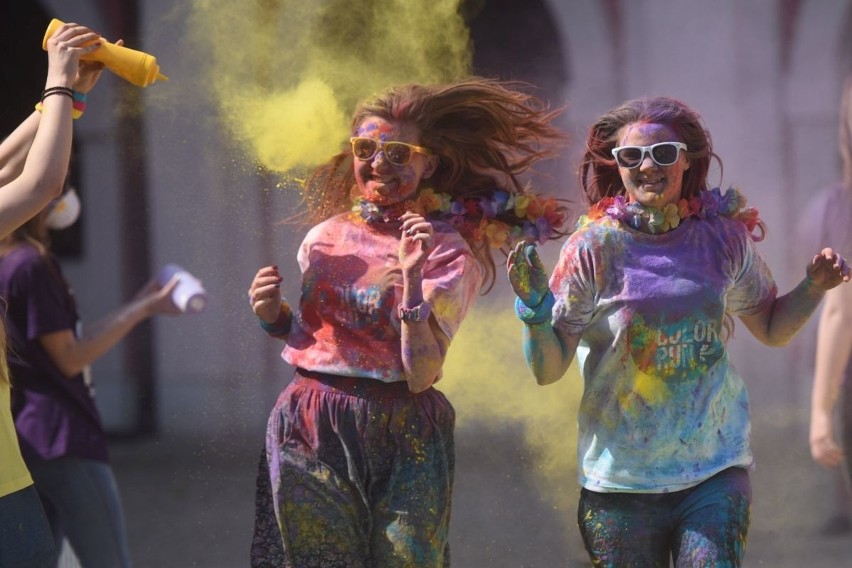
[{"left": 578, "top": 467, "right": 751, "bottom": 568}]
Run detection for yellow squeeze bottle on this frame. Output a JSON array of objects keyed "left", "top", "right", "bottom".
[{"left": 43, "top": 19, "right": 168, "bottom": 87}]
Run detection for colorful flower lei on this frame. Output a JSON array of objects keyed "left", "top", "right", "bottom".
[
  {"left": 354, "top": 187, "right": 568, "bottom": 248},
  {"left": 576, "top": 186, "right": 765, "bottom": 240}
]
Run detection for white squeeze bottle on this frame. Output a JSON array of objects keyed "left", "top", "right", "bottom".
[{"left": 157, "top": 264, "right": 208, "bottom": 313}]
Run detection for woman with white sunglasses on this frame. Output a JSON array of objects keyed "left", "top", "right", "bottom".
[
  {"left": 508, "top": 96, "right": 850, "bottom": 567},
  {"left": 247, "top": 78, "right": 568, "bottom": 567}
]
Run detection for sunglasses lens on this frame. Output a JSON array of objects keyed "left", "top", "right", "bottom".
[
  {"left": 352, "top": 138, "right": 378, "bottom": 160},
  {"left": 651, "top": 143, "right": 680, "bottom": 165},
  {"left": 615, "top": 147, "right": 643, "bottom": 168},
  {"left": 384, "top": 143, "right": 412, "bottom": 165}
]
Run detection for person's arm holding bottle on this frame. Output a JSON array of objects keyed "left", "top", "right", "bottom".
[
  {"left": 0, "top": 23, "right": 103, "bottom": 238},
  {"left": 39, "top": 278, "right": 180, "bottom": 378}
]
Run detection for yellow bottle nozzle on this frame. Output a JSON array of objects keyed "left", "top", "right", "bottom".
[{"left": 43, "top": 18, "right": 168, "bottom": 88}]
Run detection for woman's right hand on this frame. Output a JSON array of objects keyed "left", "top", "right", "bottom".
[
  {"left": 507, "top": 241, "right": 550, "bottom": 307},
  {"left": 45, "top": 23, "right": 103, "bottom": 88},
  {"left": 248, "top": 265, "right": 284, "bottom": 323},
  {"left": 810, "top": 410, "right": 845, "bottom": 469}
]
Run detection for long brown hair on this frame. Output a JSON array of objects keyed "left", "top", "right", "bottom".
[
  {"left": 301, "top": 77, "right": 567, "bottom": 291},
  {"left": 578, "top": 96, "right": 721, "bottom": 205}
]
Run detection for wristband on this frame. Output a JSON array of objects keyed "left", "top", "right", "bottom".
[
  {"left": 35, "top": 88, "right": 86, "bottom": 119},
  {"left": 259, "top": 300, "right": 292, "bottom": 337},
  {"left": 514, "top": 291, "right": 555, "bottom": 325},
  {"left": 398, "top": 301, "right": 431, "bottom": 322}
]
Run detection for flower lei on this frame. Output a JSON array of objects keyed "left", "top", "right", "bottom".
[
  {"left": 354, "top": 187, "right": 568, "bottom": 248},
  {"left": 576, "top": 186, "right": 765, "bottom": 240}
]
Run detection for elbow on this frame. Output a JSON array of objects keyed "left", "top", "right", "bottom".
[
  {"left": 22, "top": 171, "right": 63, "bottom": 199},
  {"left": 49, "top": 351, "right": 86, "bottom": 379},
  {"left": 535, "top": 372, "right": 562, "bottom": 386},
  {"left": 55, "top": 361, "right": 83, "bottom": 379},
  {"left": 407, "top": 378, "right": 435, "bottom": 393},
  {"left": 759, "top": 332, "right": 794, "bottom": 348},
  {"left": 770, "top": 336, "right": 794, "bottom": 348},
  {"left": 405, "top": 369, "right": 438, "bottom": 393}
]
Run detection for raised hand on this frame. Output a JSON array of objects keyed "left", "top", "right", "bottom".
[
  {"left": 399, "top": 211, "right": 434, "bottom": 275},
  {"left": 807, "top": 248, "right": 850, "bottom": 290},
  {"left": 248, "top": 265, "right": 284, "bottom": 323},
  {"left": 507, "top": 241, "right": 550, "bottom": 308},
  {"left": 44, "top": 22, "right": 103, "bottom": 88}
]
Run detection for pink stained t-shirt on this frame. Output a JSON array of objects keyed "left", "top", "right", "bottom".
[{"left": 283, "top": 212, "right": 484, "bottom": 382}]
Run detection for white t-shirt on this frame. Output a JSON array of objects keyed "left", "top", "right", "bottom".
[
  {"left": 551, "top": 213, "right": 777, "bottom": 493},
  {"left": 283, "top": 213, "right": 483, "bottom": 382}
]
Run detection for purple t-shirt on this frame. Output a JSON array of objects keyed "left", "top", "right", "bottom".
[{"left": 0, "top": 244, "right": 108, "bottom": 463}]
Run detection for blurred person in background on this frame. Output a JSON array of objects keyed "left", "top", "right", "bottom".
[
  {"left": 0, "top": 21, "right": 104, "bottom": 568},
  {"left": 808, "top": 76, "right": 852, "bottom": 537}
]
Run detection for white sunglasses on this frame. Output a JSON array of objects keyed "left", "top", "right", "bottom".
[{"left": 611, "top": 142, "right": 687, "bottom": 168}]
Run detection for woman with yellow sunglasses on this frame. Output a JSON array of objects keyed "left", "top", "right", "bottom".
[{"left": 247, "top": 77, "right": 567, "bottom": 567}]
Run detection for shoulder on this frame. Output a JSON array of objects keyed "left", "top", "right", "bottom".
[
  {"left": 302, "top": 213, "right": 354, "bottom": 242},
  {"left": 564, "top": 216, "right": 621, "bottom": 249},
  {"left": 0, "top": 244, "right": 49, "bottom": 279},
  {"left": 701, "top": 214, "right": 755, "bottom": 240}
]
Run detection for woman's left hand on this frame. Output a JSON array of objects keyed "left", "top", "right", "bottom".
[
  {"left": 807, "top": 248, "right": 851, "bottom": 290},
  {"left": 507, "top": 241, "right": 551, "bottom": 308},
  {"left": 399, "top": 211, "right": 434, "bottom": 274}
]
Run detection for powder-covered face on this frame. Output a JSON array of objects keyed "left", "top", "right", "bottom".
[
  {"left": 353, "top": 116, "right": 437, "bottom": 206},
  {"left": 616, "top": 122, "right": 690, "bottom": 208}
]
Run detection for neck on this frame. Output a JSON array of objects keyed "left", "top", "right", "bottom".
[{"left": 355, "top": 198, "right": 412, "bottom": 225}]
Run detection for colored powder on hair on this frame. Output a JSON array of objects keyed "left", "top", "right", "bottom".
[{"left": 187, "top": 0, "right": 472, "bottom": 172}]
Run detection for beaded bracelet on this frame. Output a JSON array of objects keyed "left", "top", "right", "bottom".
[
  {"left": 35, "top": 87, "right": 86, "bottom": 119},
  {"left": 42, "top": 86, "right": 74, "bottom": 100},
  {"left": 514, "top": 291, "right": 555, "bottom": 325},
  {"left": 259, "top": 300, "right": 293, "bottom": 337}
]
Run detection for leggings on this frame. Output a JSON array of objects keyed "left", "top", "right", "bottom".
[
  {"left": 251, "top": 369, "right": 455, "bottom": 568},
  {"left": 578, "top": 467, "right": 751, "bottom": 568}
]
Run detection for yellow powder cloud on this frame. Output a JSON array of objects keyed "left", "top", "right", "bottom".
[
  {"left": 442, "top": 303, "right": 583, "bottom": 518},
  {"left": 188, "top": 0, "right": 471, "bottom": 172}
]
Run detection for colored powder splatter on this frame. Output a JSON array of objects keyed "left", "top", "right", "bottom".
[
  {"left": 187, "top": 0, "right": 472, "bottom": 172},
  {"left": 441, "top": 303, "right": 583, "bottom": 521}
]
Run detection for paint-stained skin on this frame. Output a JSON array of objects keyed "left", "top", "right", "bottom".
[{"left": 353, "top": 118, "right": 432, "bottom": 206}]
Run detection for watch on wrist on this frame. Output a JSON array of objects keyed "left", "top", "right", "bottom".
[{"left": 398, "top": 301, "right": 431, "bottom": 322}]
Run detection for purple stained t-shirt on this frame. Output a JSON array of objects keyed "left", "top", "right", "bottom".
[
  {"left": 0, "top": 244, "right": 108, "bottom": 463},
  {"left": 551, "top": 214, "right": 777, "bottom": 493}
]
